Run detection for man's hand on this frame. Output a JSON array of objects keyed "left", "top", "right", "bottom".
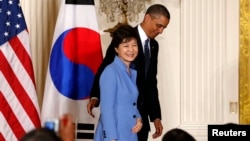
[
  {"left": 87, "top": 98, "right": 99, "bottom": 117},
  {"left": 152, "top": 118, "right": 163, "bottom": 139}
]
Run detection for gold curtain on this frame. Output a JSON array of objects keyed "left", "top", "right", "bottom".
[
  {"left": 20, "top": 0, "right": 60, "bottom": 107},
  {"left": 239, "top": 0, "right": 250, "bottom": 123}
]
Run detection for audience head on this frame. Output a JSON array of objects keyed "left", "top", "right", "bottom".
[
  {"left": 20, "top": 127, "right": 62, "bottom": 141},
  {"left": 162, "top": 128, "right": 196, "bottom": 141},
  {"left": 20, "top": 114, "right": 74, "bottom": 141}
]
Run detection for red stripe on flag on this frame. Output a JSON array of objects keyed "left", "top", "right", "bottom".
[
  {"left": 9, "top": 36, "right": 36, "bottom": 86},
  {"left": 0, "top": 132, "right": 5, "bottom": 141},
  {"left": 0, "top": 51, "right": 41, "bottom": 128},
  {"left": 0, "top": 91, "right": 25, "bottom": 140}
]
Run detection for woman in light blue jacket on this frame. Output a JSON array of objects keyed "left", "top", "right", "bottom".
[{"left": 94, "top": 25, "right": 142, "bottom": 141}]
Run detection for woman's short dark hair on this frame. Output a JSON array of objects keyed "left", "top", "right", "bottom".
[{"left": 111, "top": 24, "right": 138, "bottom": 49}]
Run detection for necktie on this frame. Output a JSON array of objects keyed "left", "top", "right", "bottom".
[{"left": 144, "top": 39, "right": 150, "bottom": 76}]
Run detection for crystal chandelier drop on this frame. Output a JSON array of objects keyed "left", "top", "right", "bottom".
[{"left": 99, "top": 0, "right": 151, "bottom": 35}]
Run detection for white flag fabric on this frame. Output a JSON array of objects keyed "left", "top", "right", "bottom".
[
  {"left": 41, "top": 0, "right": 102, "bottom": 140},
  {"left": 0, "top": 0, "right": 41, "bottom": 140}
]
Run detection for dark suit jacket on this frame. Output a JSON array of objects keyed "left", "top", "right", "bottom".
[{"left": 90, "top": 26, "right": 161, "bottom": 132}]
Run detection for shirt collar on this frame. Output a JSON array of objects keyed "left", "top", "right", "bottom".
[{"left": 138, "top": 24, "right": 148, "bottom": 45}]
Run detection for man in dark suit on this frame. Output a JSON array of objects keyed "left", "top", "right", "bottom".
[{"left": 87, "top": 4, "right": 170, "bottom": 141}]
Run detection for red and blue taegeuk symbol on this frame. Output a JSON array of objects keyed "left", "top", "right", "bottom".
[{"left": 49, "top": 27, "right": 102, "bottom": 100}]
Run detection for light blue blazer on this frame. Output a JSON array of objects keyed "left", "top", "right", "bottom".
[{"left": 94, "top": 56, "right": 141, "bottom": 141}]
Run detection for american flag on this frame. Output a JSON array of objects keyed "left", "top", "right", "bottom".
[{"left": 0, "top": 0, "right": 41, "bottom": 140}]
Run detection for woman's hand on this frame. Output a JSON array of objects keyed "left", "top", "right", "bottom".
[{"left": 132, "top": 118, "right": 143, "bottom": 133}]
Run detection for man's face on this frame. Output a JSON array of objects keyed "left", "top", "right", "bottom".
[{"left": 146, "top": 14, "right": 170, "bottom": 39}]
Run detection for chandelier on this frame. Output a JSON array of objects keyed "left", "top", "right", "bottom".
[{"left": 99, "top": 0, "right": 151, "bottom": 35}]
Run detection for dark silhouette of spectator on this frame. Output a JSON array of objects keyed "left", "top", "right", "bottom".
[
  {"left": 20, "top": 114, "right": 74, "bottom": 141},
  {"left": 20, "top": 128, "right": 61, "bottom": 141},
  {"left": 162, "top": 128, "right": 196, "bottom": 141}
]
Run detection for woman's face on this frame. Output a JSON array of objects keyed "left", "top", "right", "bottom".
[{"left": 115, "top": 38, "right": 138, "bottom": 66}]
